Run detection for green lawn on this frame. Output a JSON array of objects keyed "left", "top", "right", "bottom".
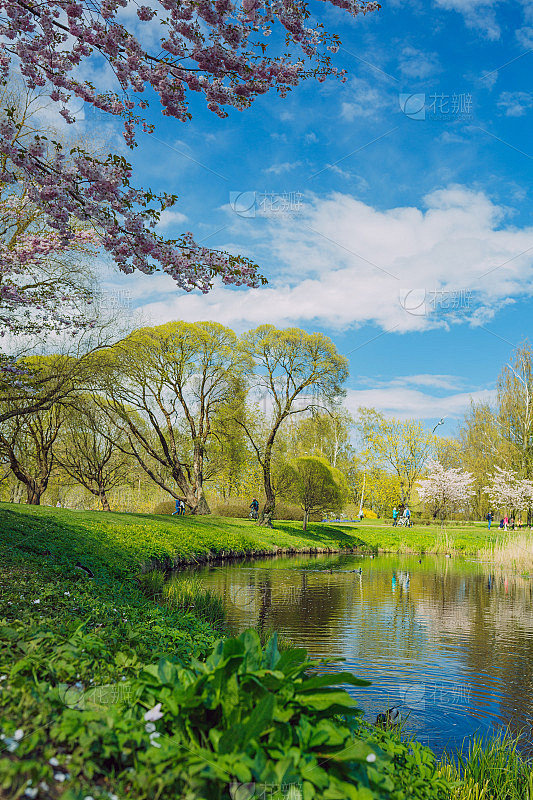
[{"left": 0, "top": 503, "right": 370, "bottom": 579}]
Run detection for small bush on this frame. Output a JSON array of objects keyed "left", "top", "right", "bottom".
[{"left": 153, "top": 500, "right": 175, "bottom": 515}]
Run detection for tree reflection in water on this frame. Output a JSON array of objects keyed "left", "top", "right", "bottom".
[{"left": 193, "top": 553, "right": 533, "bottom": 756}]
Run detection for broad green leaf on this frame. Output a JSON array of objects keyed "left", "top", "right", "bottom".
[
  {"left": 294, "top": 691, "right": 358, "bottom": 711},
  {"left": 299, "top": 673, "right": 371, "bottom": 692}
]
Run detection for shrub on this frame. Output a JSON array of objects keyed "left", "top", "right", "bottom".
[{"left": 153, "top": 501, "right": 175, "bottom": 515}]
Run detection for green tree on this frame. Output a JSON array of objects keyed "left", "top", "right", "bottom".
[
  {"left": 0, "top": 402, "right": 63, "bottom": 504},
  {"left": 55, "top": 400, "right": 133, "bottom": 511},
  {"left": 280, "top": 456, "right": 347, "bottom": 530},
  {"left": 99, "top": 321, "right": 250, "bottom": 514},
  {"left": 357, "top": 408, "right": 435, "bottom": 506},
  {"left": 240, "top": 326, "right": 348, "bottom": 526},
  {"left": 458, "top": 401, "right": 505, "bottom": 519},
  {"left": 497, "top": 340, "right": 533, "bottom": 479}
]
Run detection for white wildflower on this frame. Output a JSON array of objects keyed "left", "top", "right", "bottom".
[
  {"left": 48, "top": 757, "right": 59, "bottom": 766},
  {"left": 24, "top": 788, "right": 38, "bottom": 798},
  {"left": 144, "top": 702, "right": 163, "bottom": 722},
  {"left": 54, "top": 773, "right": 66, "bottom": 782},
  {"left": 366, "top": 753, "right": 377, "bottom": 763},
  {"left": 145, "top": 722, "right": 156, "bottom": 733}
]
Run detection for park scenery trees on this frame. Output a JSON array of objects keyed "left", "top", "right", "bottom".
[{"left": 4, "top": 2, "right": 533, "bottom": 797}]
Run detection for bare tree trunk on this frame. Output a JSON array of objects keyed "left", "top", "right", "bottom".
[{"left": 303, "top": 509, "right": 309, "bottom": 531}]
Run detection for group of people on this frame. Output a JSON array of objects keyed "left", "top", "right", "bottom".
[
  {"left": 486, "top": 511, "right": 522, "bottom": 530},
  {"left": 392, "top": 506, "right": 411, "bottom": 527},
  {"left": 172, "top": 499, "right": 186, "bottom": 516}
]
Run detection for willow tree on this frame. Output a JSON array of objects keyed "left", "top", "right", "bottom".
[
  {"left": 240, "top": 326, "right": 348, "bottom": 526},
  {"left": 98, "top": 321, "right": 250, "bottom": 514}
]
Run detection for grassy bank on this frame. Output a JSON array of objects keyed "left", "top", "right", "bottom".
[{"left": 1, "top": 503, "right": 531, "bottom": 798}]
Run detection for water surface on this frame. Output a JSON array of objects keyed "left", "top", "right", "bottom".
[{"left": 195, "top": 552, "right": 533, "bottom": 755}]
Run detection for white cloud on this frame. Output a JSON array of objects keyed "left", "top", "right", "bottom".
[
  {"left": 399, "top": 46, "right": 440, "bottom": 80},
  {"left": 340, "top": 78, "right": 389, "bottom": 121},
  {"left": 106, "top": 185, "right": 533, "bottom": 335},
  {"left": 344, "top": 385, "right": 496, "bottom": 420},
  {"left": 433, "top": 0, "right": 500, "bottom": 40},
  {"left": 497, "top": 91, "right": 533, "bottom": 117},
  {"left": 157, "top": 209, "right": 188, "bottom": 229},
  {"left": 263, "top": 161, "right": 302, "bottom": 175},
  {"left": 515, "top": 25, "right": 533, "bottom": 47}
]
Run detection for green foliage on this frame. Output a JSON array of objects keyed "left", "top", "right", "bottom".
[
  {"left": 439, "top": 731, "right": 533, "bottom": 799},
  {"left": 280, "top": 456, "right": 347, "bottom": 529},
  {"left": 0, "top": 627, "right": 453, "bottom": 799}
]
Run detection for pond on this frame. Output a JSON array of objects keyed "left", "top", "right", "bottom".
[{"left": 194, "top": 552, "right": 533, "bottom": 756}]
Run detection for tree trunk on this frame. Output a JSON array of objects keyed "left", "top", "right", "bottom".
[
  {"left": 99, "top": 489, "right": 111, "bottom": 512},
  {"left": 26, "top": 481, "right": 42, "bottom": 505},
  {"left": 258, "top": 449, "right": 275, "bottom": 527},
  {"left": 9, "top": 482, "right": 24, "bottom": 504},
  {"left": 195, "top": 493, "right": 211, "bottom": 515},
  {"left": 303, "top": 509, "right": 309, "bottom": 531}
]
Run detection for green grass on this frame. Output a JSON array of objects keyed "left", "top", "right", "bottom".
[
  {"left": 1, "top": 504, "right": 532, "bottom": 798},
  {"left": 0, "top": 503, "right": 369, "bottom": 580},
  {"left": 439, "top": 731, "right": 533, "bottom": 799}
]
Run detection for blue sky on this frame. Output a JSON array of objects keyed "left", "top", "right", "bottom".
[{"left": 89, "top": 0, "right": 533, "bottom": 431}]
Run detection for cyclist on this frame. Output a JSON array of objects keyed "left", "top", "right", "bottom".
[{"left": 249, "top": 498, "right": 259, "bottom": 520}]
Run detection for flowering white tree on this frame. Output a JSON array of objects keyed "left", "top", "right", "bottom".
[
  {"left": 416, "top": 459, "right": 475, "bottom": 525},
  {"left": 483, "top": 466, "right": 533, "bottom": 516}
]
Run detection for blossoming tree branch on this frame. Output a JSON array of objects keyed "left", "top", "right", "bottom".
[{"left": 0, "top": 0, "right": 378, "bottom": 298}]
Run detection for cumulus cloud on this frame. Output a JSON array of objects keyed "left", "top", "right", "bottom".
[
  {"left": 104, "top": 185, "right": 533, "bottom": 335},
  {"left": 157, "top": 209, "right": 188, "bottom": 229}
]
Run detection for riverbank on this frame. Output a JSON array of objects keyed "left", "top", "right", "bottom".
[{"left": 1, "top": 503, "right": 532, "bottom": 799}]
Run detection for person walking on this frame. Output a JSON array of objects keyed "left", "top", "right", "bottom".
[
  {"left": 487, "top": 510, "right": 493, "bottom": 530},
  {"left": 172, "top": 498, "right": 180, "bottom": 516},
  {"left": 392, "top": 507, "right": 398, "bottom": 526},
  {"left": 179, "top": 500, "right": 185, "bottom": 515},
  {"left": 503, "top": 514, "right": 508, "bottom": 531},
  {"left": 403, "top": 506, "right": 411, "bottom": 527}
]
